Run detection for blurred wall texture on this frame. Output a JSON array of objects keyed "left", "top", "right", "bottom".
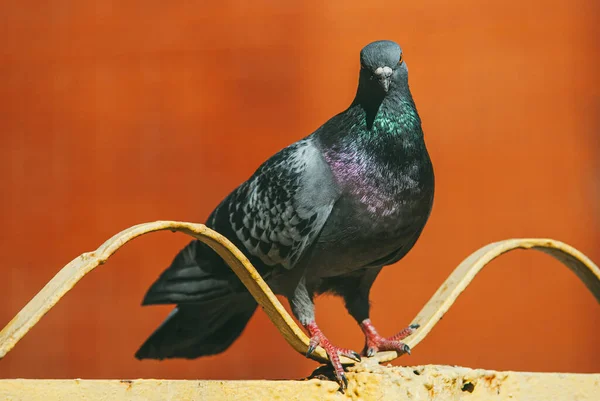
[{"left": 0, "top": 0, "right": 598, "bottom": 380}]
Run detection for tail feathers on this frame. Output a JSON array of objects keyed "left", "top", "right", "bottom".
[
  {"left": 143, "top": 240, "right": 235, "bottom": 305},
  {"left": 138, "top": 240, "right": 258, "bottom": 359},
  {"left": 136, "top": 296, "right": 257, "bottom": 360}
]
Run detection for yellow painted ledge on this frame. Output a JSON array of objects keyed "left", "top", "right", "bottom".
[{"left": 1, "top": 364, "right": 598, "bottom": 401}]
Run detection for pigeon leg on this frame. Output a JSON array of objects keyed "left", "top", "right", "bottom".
[
  {"left": 359, "top": 319, "right": 420, "bottom": 357},
  {"left": 304, "top": 321, "right": 361, "bottom": 391},
  {"left": 335, "top": 268, "right": 418, "bottom": 357},
  {"left": 289, "top": 275, "right": 360, "bottom": 391}
]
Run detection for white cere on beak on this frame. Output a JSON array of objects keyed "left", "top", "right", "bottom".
[
  {"left": 374, "top": 66, "right": 393, "bottom": 92},
  {"left": 374, "top": 66, "right": 393, "bottom": 78}
]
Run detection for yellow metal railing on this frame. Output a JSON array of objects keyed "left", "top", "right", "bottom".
[{"left": 0, "top": 221, "right": 599, "bottom": 400}]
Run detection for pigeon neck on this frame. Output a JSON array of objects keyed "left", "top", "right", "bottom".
[{"left": 351, "top": 78, "right": 419, "bottom": 135}]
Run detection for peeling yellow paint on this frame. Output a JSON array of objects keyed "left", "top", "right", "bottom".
[{"left": 0, "top": 365, "right": 598, "bottom": 400}]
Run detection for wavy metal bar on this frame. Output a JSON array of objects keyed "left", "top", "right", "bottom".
[
  {"left": 404, "top": 239, "right": 600, "bottom": 355},
  {"left": 0, "top": 222, "right": 599, "bottom": 367},
  {"left": 0, "top": 222, "right": 330, "bottom": 362}
]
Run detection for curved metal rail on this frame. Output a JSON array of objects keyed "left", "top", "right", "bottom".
[{"left": 1, "top": 221, "right": 599, "bottom": 365}]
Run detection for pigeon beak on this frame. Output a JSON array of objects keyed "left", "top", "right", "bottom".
[
  {"left": 374, "top": 66, "right": 393, "bottom": 92},
  {"left": 378, "top": 77, "right": 391, "bottom": 92}
]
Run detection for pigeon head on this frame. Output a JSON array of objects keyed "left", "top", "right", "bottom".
[{"left": 358, "top": 40, "right": 405, "bottom": 94}]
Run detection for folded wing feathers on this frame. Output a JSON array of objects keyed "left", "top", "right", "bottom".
[{"left": 228, "top": 139, "right": 335, "bottom": 270}]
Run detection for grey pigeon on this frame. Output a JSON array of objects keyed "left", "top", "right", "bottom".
[{"left": 136, "top": 40, "right": 435, "bottom": 390}]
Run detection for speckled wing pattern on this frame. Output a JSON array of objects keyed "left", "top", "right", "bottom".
[{"left": 226, "top": 137, "right": 338, "bottom": 270}]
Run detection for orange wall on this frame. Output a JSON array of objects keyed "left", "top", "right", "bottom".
[{"left": 0, "top": 0, "right": 598, "bottom": 380}]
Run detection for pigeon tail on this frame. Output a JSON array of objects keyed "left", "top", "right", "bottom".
[
  {"left": 141, "top": 240, "right": 240, "bottom": 306},
  {"left": 136, "top": 295, "right": 257, "bottom": 359},
  {"left": 137, "top": 240, "right": 257, "bottom": 359}
]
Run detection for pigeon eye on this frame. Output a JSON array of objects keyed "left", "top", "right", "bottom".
[{"left": 398, "top": 54, "right": 403, "bottom": 65}]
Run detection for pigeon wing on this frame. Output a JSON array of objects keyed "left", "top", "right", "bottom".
[{"left": 224, "top": 137, "right": 338, "bottom": 270}]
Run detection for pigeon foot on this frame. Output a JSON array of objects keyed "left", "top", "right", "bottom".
[
  {"left": 360, "top": 319, "right": 419, "bottom": 357},
  {"left": 304, "top": 321, "right": 361, "bottom": 392}
]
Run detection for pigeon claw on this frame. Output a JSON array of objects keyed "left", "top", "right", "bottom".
[
  {"left": 360, "top": 320, "right": 418, "bottom": 357},
  {"left": 349, "top": 351, "right": 362, "bottom": 362},
  {"left": 340, "top": 373, "right": 348, "bottom": 391},
  {"left": 306, "top": 344, "right": 316, "bottom": 357},
  {"left": 364, "top": 338, "right": 411, "bottom": 357},
  {"left": 306, "top": 332, "right": 320, "bottom": 357},
  {"left": 309, "top": 336, "right": 360, "bottom": 392},
  {"left": 304, "top": 322, "right": 360, "bottom": 393}
]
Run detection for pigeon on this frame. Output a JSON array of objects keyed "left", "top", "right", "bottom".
[{"left": 136, "top": 40, "right": 435, "bottom": 391}]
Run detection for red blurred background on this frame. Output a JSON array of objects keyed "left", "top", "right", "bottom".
[{"left": 0, "top": 0, "right": 598, "bottom": 380}]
